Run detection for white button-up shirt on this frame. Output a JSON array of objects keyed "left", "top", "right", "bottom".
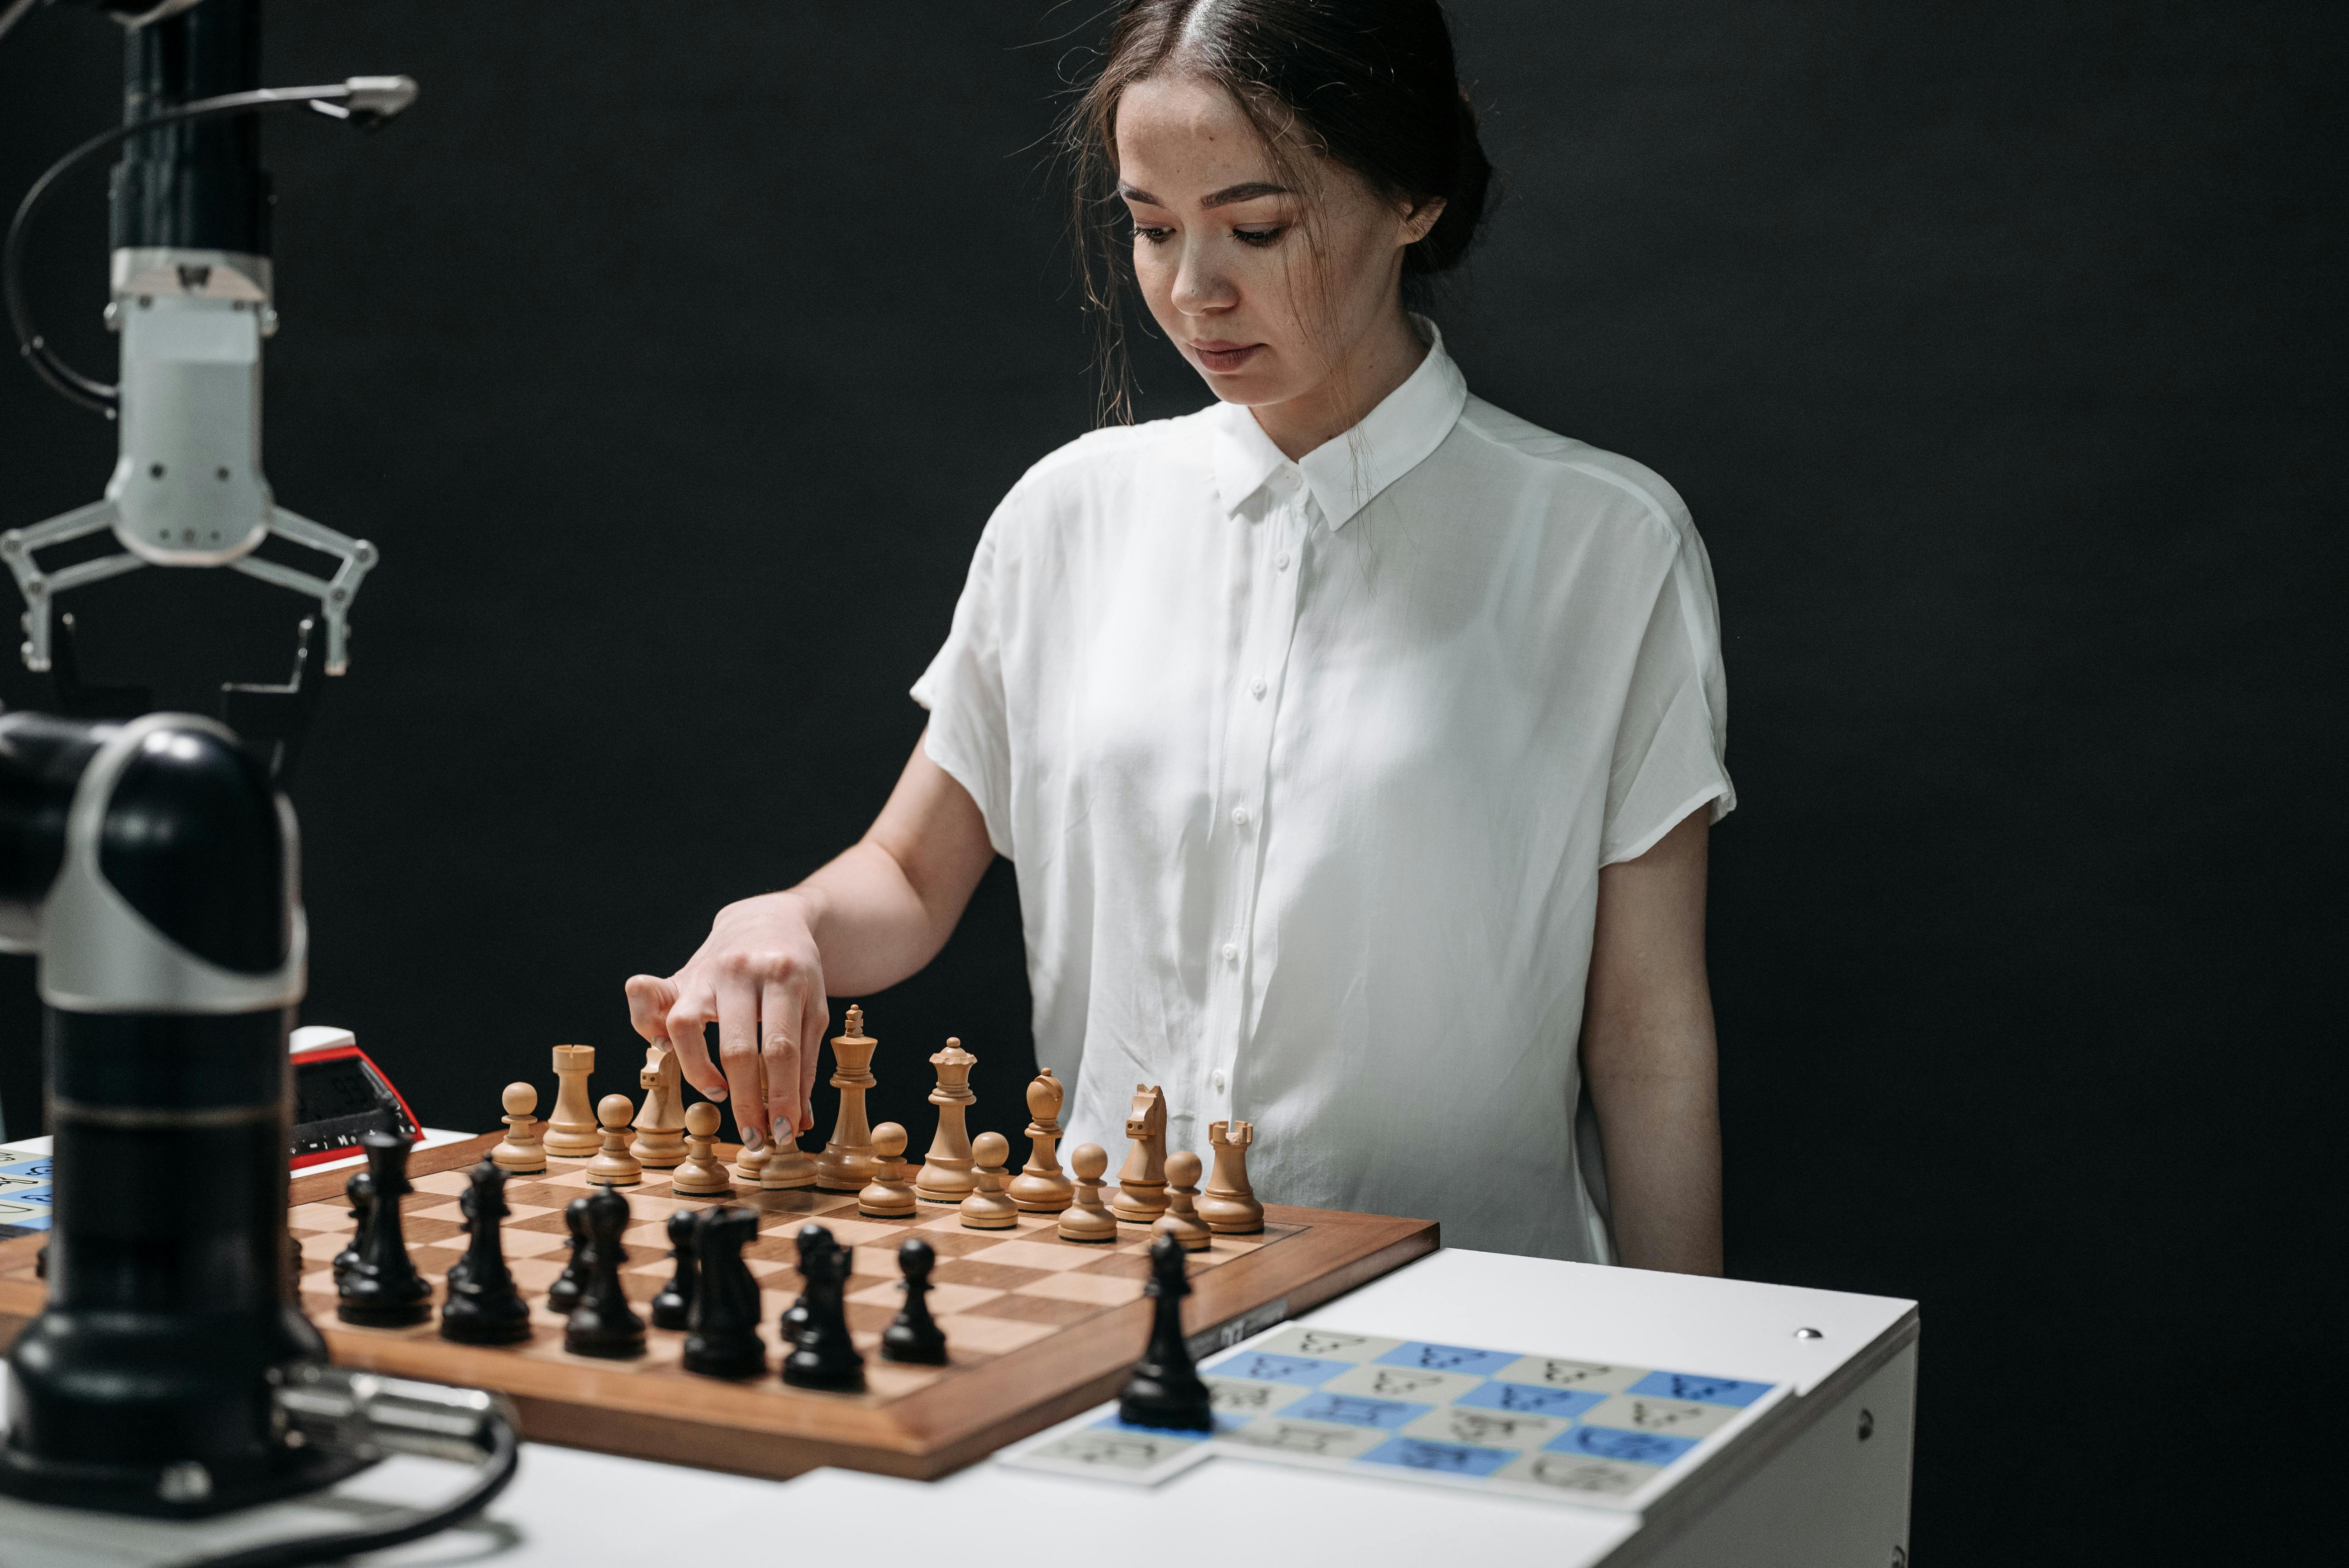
[{"left": 912, "top": 329, "right": 1733, "bottom": 1261}]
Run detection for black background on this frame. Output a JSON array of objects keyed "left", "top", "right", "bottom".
[{"left": 1, "top": 3, "right": 2339, "bottom": 1559}]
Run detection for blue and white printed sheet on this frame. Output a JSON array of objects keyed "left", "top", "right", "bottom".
[{"left": 999, "top": 1324, "right": 1782, "bottom": 1510}]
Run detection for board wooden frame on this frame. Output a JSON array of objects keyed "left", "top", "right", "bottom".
[{"left": 0, "top": 1131, "right": 1437, "bottom": 1482}]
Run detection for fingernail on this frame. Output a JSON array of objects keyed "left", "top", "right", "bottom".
[
  {"left": 771, "top": 1116, "right": 794, "bottom": 1147},
  {"left": 741, "top": 1124, "right": 766, "bottom": 1154}
]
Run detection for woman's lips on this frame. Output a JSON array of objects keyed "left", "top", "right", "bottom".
[{"left": 1191, "top": 341, "right": 1264, "bottom": 373}]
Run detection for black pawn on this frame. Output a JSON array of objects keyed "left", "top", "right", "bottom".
[
  {"left": 778, "top": 1223, "right": 820, "bottom": 1345},
  {"left": 1116, "top": 1232, "right": 1212, "bottom": 1431},
  {"left": 880, "top": 1238, "right": 947, "bottom": 1365},
  {"left": 563, "top": 1185, "right": 646, "bottom": 1358},
  {"left": 546, "top": 1194, "right": 592, "bottom": 1315},
  {"left": 649, "top": 1208, "right": 697, "bottom": 1331},
  {"left": 441, "top": 1159, "right": 532, "bottom": 1345},
  {"left": 330, "top": 1169, "right": 373, "bottom": 1286},
  {"left": 338, "top": 1131, "right": 432, "bottom": 1327},
  {"left": 682, "top": 1206, "right": 766, "bottom": 1379},
  {"left": 780, "top": 1223, "right": 864, "bottom": 1391}
]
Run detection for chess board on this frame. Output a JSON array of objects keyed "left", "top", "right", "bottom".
[
  {"left": 1001, "top": 1323, "right": 1785, "bottom": 1511},
  {"left": 0, "top": 1133, "right": 1436, "bottom": 1482}
]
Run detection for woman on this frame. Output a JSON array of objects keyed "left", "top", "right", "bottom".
[{"left": 627, "top": 0, "right": 1731, "bottom": 1271}]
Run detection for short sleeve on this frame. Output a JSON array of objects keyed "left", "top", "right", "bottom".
[
  {"left": 909, "top": 517, "right": 1015, "bottom": 858},
  {"left": 1601, "top": 529, "right": 1736, "bottom": 865}
]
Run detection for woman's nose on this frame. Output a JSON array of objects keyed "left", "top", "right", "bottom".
[{"left": 1171, "top": 238, "right": 1237, "bottom": 316}]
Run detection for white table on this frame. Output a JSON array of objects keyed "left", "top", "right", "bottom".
[{"left": 0, "top": 1243, "right": 1916, "bottom": 1568}]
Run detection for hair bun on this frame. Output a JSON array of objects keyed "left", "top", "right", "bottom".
[{"left": 1408, "top": 87, "right": 1493, "bottom": 277}]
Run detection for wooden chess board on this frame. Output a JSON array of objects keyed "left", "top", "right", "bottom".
[{"left": 0, "top": 1133, "right": 1436, "bottom": 1482}]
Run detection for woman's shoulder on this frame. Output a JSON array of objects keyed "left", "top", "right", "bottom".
[
  {"left": 1449, "top": 394, "right": 1697, "bottom": 553},
  {"left": 999, "top": 408, "right": 1219, "bottom": 514}
]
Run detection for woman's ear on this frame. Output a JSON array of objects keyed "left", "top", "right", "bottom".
[{"left": 1399, "top": 195, "right": 1447, "bottom": 247}]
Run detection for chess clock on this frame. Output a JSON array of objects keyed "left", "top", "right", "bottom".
[{"left": 289, "top": 1026, "right": 421, "bottom": 1170}]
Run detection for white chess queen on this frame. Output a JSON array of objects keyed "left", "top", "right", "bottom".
[{"left": 628, "top": 0, "right": 1731, "bottom": 1270}]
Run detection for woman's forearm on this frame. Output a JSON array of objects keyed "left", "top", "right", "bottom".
[
  {"left": 1582, "top": 806, "right": 1725, "bottom": 1275},
  {"left": 1586, "top": 1037, "right": 1723, "bottom": 1274}
]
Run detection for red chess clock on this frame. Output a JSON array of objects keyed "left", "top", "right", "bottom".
[{"left": 288, "top": 1026, "right": 420, "bottom": 1169}]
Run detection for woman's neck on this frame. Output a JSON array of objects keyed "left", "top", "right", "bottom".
[{"left": 1250, "top": 307, "right": 1430, "bottom": 462}]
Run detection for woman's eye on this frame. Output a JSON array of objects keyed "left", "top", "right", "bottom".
[
  {"left": 1233, "top": 227, "right": 1284, "bottom": 247},
  {"left": 1133, "top": 226, "right": 1173, "bottom": 246}
]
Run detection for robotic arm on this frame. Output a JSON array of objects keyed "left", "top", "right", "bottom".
[{"left": 0, "top": 0, "right": 413, "bottom": 729}]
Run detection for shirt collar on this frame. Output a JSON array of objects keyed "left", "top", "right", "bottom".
[{"left": 1209, "top": 316, "right": 1470, "bottom": 530}]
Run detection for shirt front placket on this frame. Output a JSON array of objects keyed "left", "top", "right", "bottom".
[{"left": 1203, "top": 470, "right": 1311, "bottom": 1127}]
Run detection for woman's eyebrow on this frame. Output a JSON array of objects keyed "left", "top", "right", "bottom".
[{"left": 1117, "top": 181, "right": 1293, "bottom": 209}]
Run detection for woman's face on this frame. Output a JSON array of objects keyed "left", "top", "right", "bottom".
[{"left": 1115, "top": 75, "right": 1441, "bottom": 411}]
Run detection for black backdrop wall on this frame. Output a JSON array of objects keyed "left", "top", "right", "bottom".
[{"left": 1, "top": 2, "right": 2338, "bottom": 1560}]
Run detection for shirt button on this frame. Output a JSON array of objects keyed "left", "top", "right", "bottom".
[
  {"left": 1275, "top": 551, "right": 1291, "bottom": 570},
  {"left": 1220, "top": 942, "right": 1239, "bottom": 965},
  {"left": 1249, "top": 677, "right": 1267, "bottom": 699},
  {"left": 1232, "top": 806, "right": 1251, "bottom": 828},
  {"left": 1212, "top": 1069, "right": 1229, "bottom": 1093}
]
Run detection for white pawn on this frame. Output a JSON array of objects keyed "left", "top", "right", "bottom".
[
  {"left": 670, "top": 1102, "right": 732, "bottom": 1197},
  {"left": 859, "top": 1123, "right": 918, "bottom": 1218},
  {"left": 1152, "top": 1150, "right": 1213, "bottom": 1252},
  {"left": 1057, "top": 1143, "right": 1117, "bottom": 1243},
  {"left": 493, "top": 1082, "right": 546, "bottom": 1173},
  {"left": 959, "top": 1132, "right": 1019, "bottom": 1230}
]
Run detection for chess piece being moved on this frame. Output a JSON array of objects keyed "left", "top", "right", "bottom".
[
  {"left": 780, "top": 1225, "right": 865, "bottom": 1392},
  {"left": 338, "top": 1131, "right": 432, "bottom": 1327},
  {"left": 1110, "top": 1083, "right": 1170, "bottom": 1222},
  {"left": 586, "top": 1093, "right": 643, "bottom": 1186},
  {"left": 762, "top": 1118, "right": 817, "bottom": 1190},
  {"left": 649, "top": 1208, "right": 697, "bottom": 1331},
  {"left": 671, "top": 1102, "right": 733, "bottom": 1196},
  {"left": 1008, "top": 1068, "right": 1074, "bottom": 1212},
  {"left": 1058, "top": 1143, "right": 1118, "bottom": 1242},
  {"left": 1117, "top": 1233, "right": 1212, "bottom": 1431},
  {"left": 959, "top": 1132, "right": 1019, "bottom": 1230},
  {"left": 493, "top": 1082, "right": 547, "bottom": 1173},
  {"left": 732, "top": 1122, "right": 769, "bottom": 1187},
  {"left": 547, "top": 1195, "right": 592, "bottom": 1315},
  {"left": 882, "top": 1238, "right": 947, "bottom": 1364},
  {"left": 544, "top": 1043, "right": 601, "bottom": 1157},
  {"left": 683, "top": 1206, "right": 765, "bottom": 1380},
  {"left": 1200, "top": 1119, "right": 1264, "bottom": 1234},
  {"left": 442, "top": 1159, "right": 531, "bottom": 1345},
  {"left": 859, "top": 1122, "right": 917, "bottom": 1217},
  {"left": 331, "top": 1168, "right": 372, "bottom": 1285},
  {"left": 814, "top": 1004, "right": 880, "bottom": 1191},
  {"left": 914, "top": 1038, "right": 979, "bottom": 1205},
  {"left": 631, "top": 1043, "right": 687, "bottom": 1168},
  {"left": 1153, "top": 1150, "right": 1213, "bottom": 1252},
  {"left": 564, "top": 1185, "right": 645, "bottom": 1358}
]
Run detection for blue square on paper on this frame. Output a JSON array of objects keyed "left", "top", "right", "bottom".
[
  {"left": 1626, "top": 1371, "right": 1773, "bottom": 1408},
  {"left": 1546, "top": 1425, "right": 1699, "bottom": 1467},
  {"left": 1455, "top": 1382, "right": 1605, "bottom": 1419},
  {"left": 1358, "top": 1436, "right": 1516, "bottom": 1477},
  {"left": 1283, "top": 1392, "right": 1427, "bottom": 1430},
  {"left": 1374, "top": 1341, "right": 1520, "bottom": 1376},
  {"left": 0, "top": 1159, "right": 52, "bottom": 1180},
  {"left": 1204, "top": 1351, "right": 1351, "bottom": 1387}
]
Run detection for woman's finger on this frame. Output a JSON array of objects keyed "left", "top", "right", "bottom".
[
  {"left": 632, "top": 972, "right": 722, "bottom": 1098},
  {"left": 797, "top": 988, "right": 830, "bottom": 1136},
  {"left": 760, "top": 973, "right": 805, "bottom": 1142},
  {"left": 713, "top": 968, "right": 766, "bottom": 1153}
]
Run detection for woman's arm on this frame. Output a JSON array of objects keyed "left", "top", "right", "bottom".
[
  {"left": 1581, "top": 805, "right": 1725, "bottom": 1275},
  {"left": 624, "top": 731, "right": 995, "bottom": 1149}
]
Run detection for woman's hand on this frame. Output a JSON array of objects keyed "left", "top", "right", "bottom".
[
  {"left": 626, "top": 890, "right": 828, "bottom": 1152},
  {"left": 623, "top": 730, "right": 998, "bottom": 1154}
]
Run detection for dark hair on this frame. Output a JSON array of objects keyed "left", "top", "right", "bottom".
[{"left": 1060, "top": 0, "right": 1494, "bottom": 424}]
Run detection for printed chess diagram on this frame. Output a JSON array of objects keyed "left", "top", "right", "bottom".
[
  {"left": 0, "top": 1158, "right": 51, "bottom": 1239},
  {"left": 1003, "top": 1323, "right": 1784, "bottom": 1509}
]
